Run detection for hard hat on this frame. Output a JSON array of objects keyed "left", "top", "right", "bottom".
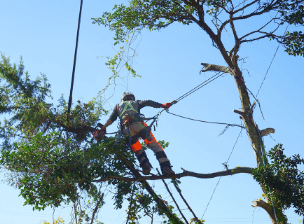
[{"left": 121, "top": 92, "right": 135, "bottom": 101}]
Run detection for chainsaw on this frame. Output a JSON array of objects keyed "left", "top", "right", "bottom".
[{"left": 93, "top": 123, "right": 106, "bottom": 142}]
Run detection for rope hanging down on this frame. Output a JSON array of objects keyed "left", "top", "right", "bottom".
[
  {"left": 67, "top": 0, "right": 83, "bottom": 123},
  {"left": 202, "top": 127, "right": 243, "bottom": 219}
]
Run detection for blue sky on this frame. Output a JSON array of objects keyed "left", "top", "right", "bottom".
[{"left": 0, "top": 0, "right": 304, "bottom": 224}]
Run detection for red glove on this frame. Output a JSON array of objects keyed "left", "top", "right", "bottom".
[{"left": 161, "top": 102, "right": 172, "bottom": 109}]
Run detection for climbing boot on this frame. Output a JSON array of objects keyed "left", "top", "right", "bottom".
[
  {"left": 160, "top": 161, "right": 175, "bottom": 176},
  {"left": 135, "top": 150, "right": 151, "bottom": 175},
  {"left": 141, "top": 161, "right": 152, "bottom": 175}
]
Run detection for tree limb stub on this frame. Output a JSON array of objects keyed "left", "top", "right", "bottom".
[
  {"left": 252, "top": 200, "right": 277, "bottom": 224},
  {"left": 233, "top": 109, "right": 245, "bottom": 117},
  {"left": 92, "top": 167, "right": 253, "bottom": 183},
  {"left": 260, "top": 128, "right": 275, "bottom": 137},
  {"left": 201, "top": 63, "right": 232, "bottom": 74}
]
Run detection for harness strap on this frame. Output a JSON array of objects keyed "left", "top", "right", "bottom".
[{"left": 119, "top": 101, "right": 138, "bottom": 118}]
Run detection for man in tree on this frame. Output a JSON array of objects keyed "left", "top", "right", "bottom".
[{"left": 94, "top": 92, "right": 175, "bottom": 176}]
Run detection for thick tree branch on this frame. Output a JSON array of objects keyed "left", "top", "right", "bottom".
[
  {"left": 91, "top": 193, "right": 104, "bottom": 224},
  {"left": 92, "top": 167, "right": 253, "bottom": 182},
  {"left": 252, "top": 200, "right": 277, "bottom": 224},
  {"left": 229, "top": 13, "right": 240, "bottom": 66},
  {"left": 240, "top": 18, "right": 276, "bottom": 41},
  {"left": 260, "top": 128, "right": 275, "bottom": 137}
]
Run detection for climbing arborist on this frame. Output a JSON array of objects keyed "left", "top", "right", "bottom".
[{"left": 94, "top": 92, "right": 175, "bottom": 176}]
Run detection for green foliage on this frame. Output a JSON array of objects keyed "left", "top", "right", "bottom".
[
  {"left": 1, "top": 131, "right": 137, "bottom": 210},
  {"left": 40, "top": 216, "right": 65, "bottom": 224},
  {"left": 253, "top": 144, "right": 304, "bottom": 217},
  {"left": 190, "top": 218, "right": 205, "bottom": 224},
  {"left": 92, "top": 0, "right": 194, "bottom": 45},
  {"left": 0, "top": 54, "right": 105, "bottom": 150},
  {"left": 283, "top": 31, "right": 304, "bottom": 56},
  {"left": 277, "top": 0, "right": 304, "bottom": 25},
  {"left": 0, "top": 55, "right": 179, "bottom": 223},
  {"left": 91, "top": 0, "right": 196, "bottom": 87}
]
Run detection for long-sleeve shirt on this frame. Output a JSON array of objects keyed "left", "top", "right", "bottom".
[{"left": 109, "top": 100, "right": 162, "bottom": 122}]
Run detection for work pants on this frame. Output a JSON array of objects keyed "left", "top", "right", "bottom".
[{"left": 121, "top": 122, "right": 170, "bottom": 167}]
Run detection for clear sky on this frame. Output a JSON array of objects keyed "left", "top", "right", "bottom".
[{"left": 0, "top": 1, "right": 304, "bottom": 224}]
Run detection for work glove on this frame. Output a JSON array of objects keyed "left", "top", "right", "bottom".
[
  {"left": 160, "top": 100, "right": 177, "bottom": 109},
  {"left": 161, "top": 103, "right": 172, "bottom": 109}
]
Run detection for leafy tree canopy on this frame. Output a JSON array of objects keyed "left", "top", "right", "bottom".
[{"left": 93, "top": 0, "right": 304, "bottom": 56}]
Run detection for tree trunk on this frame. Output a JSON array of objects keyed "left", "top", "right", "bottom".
[{"left": 200, "top": 61, "right": 285, "bottom": 223}]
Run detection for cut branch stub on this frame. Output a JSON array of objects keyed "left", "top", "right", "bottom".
[
  {"left": 260, "top": 128, "right": 275, "bottom": 137},
  {"left": 201, "top": 63, "right": 232, "bottom": 74},
  {"left": 252, "top": 200, "right": 277, "bottom": 224}
]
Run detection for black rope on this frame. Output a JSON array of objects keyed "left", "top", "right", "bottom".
[
  {"left": 256, "top": 25, "right": 288, "bottom": 98},
  {"left": 202, "top": 128, "right": 243, "bottom": 219},
  {"left": 166, "top": 111, "right": 245, "bottom": 129},
  {"left": 255, "top": 45, "right": 279, "bottom": 98},
  {"left": 67, "top": 0, "right": 83, "bottom": 123}
]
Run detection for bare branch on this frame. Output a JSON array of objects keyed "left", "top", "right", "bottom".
[
  {"left": 232, "top": 8, "right": 272, "bottom": 22},
  {"left": 240, "top": 23, "right": 281, "bottom": 44},
  {"left": 233, "top": 0, "right": 260, "bottom": 15},
  {"left": 240, "top": 17, "right": 276, "bottom": 41},
  {"left": 229, "top": 14, "right": 240, "bottom": 65},
  {"left": 91, "top": 193, "right": 104, "bottom": 224},
  {"left": 252, "top": 200, "right": 277, "bottom": 224},
  {"left": 92, "top": 167, "right": 253, "bottom": 183},
  {"left": 233, "top": 109, "right": 245, "bottom": 116}
]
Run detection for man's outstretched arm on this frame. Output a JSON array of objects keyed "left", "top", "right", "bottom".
[{"left": 103, "top": 119, "right": 113, "bottom": 129}]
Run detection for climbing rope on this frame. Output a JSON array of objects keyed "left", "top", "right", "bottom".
[
  {"left": 202, "top": 127, "right": 243, "bottom": 219},
  {"left": 175, "top": 69, "right": 228, "bottom": 103},
  {"left": 256, "top": 25, "right": 289, "bottom": 98},
  {"left": 166, "top": 111, "right": 245, "bottom": 129},
  {"left": 67, "top": 0, "right": 83, "bottom": 123},
  {"left": 144, "top": 68, "right": 231, "bottom": 129},
  {"left": 255, "top": 44, "right": 280, "bottom": 98}
]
